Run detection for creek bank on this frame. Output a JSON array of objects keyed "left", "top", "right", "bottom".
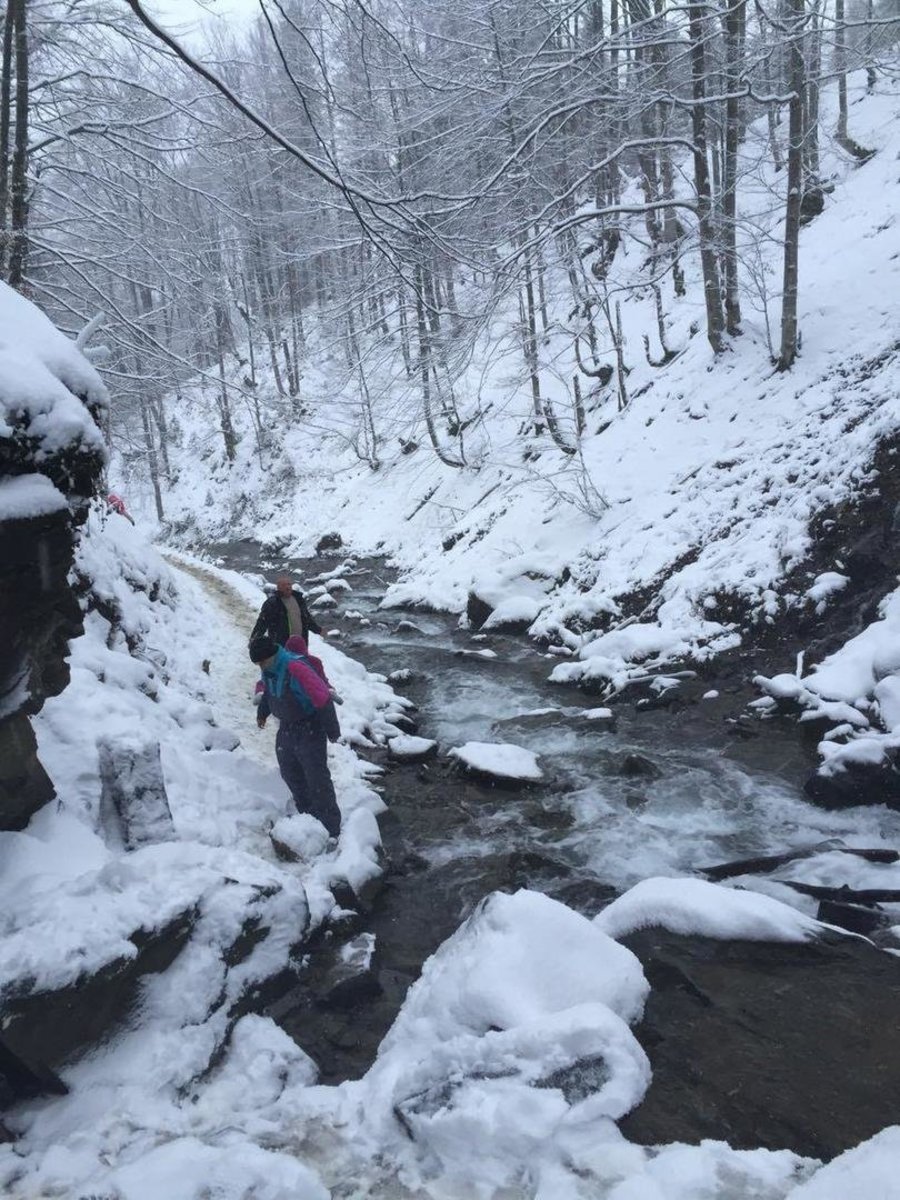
[{"left": 209, "top": 542, "right": 900, "bottom": 1161}]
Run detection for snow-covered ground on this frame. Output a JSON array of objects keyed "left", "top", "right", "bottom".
[
  {"left": 5, "top": 61, "right": 900, "bottom": 1200},
  {"left": 143, "top": 78, "right": 900, "bottom": 702},
  {"left": 0, "top": 514, "right": 896, "bottom": 1196},
  {"left": 4, "top": 857, "right": 898, "bottom": 1198}
]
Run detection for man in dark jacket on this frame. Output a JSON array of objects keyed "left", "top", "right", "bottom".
[{"left": 250, "top": 572, "right": 322, "bottom": 647}]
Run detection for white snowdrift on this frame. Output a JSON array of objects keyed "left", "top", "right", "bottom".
[
  {"left": 0, "top": 473, "right": 68, "bottom": 521},
  {"left": 784, "top": 1126, "right": 900, "bottom": 1199}
]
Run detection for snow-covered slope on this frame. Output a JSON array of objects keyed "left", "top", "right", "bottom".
[
  {"left": 150, "top": 81, "right": 900, "bottom": 697},
  {"left": 0, "top": 509, "right": 396, "bottom": 1108}
]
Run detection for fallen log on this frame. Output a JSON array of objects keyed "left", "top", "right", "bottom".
[
  {"left": 779, "top": 880, "right": 900, "bottom": 906},
  {"left": 700, "top": 845, "right": 898, "bottom": 882}
]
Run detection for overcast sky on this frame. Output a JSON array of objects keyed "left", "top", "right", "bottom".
[{"left": 147, "top": 0, "right": 259, "bottom": 45}]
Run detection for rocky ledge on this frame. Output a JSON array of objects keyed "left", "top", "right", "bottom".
[{"left": 620, "top": 926, "right": 900, "bottom": 1161}]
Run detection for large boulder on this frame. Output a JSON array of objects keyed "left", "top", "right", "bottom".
[
  {"left": 805, "top": 756, "right": 900, "bottom": 809},
  {"left": 618, "top": 926, "right": 900, "bottom": 1160},
  {"left": 0, "top": 283, "right": 106, "bottom": 832}
]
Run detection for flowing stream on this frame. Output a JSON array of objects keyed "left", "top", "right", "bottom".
[{"left": 210, "top": 541, "right": 898, "bottom": 1081}]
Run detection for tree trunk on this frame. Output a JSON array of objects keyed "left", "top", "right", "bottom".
[
  {"left": 7, "top": 0, "right": 28, "bottom": 291},
  {"left": 779, "top": 0, "right": 806, "bottom": 369},
  {"left": 688, "top": 1, "right": 725, "bottom": 353},
  {"left": 140, "top": 392, "right": 164, "bottom": 522},
  {"left": 0, "top": 0, "right": 14, "bottom": 277},
  {"left": 397, "top": 286, "right": 412, "bottom": 378},
  {"left": 522, "top": 249, "right": 545, "bottom": 436},
  {"left": 802, "top": 7, "right": 821, "bottom": 187},
  {"left": 834, "top": 0, "right": 873, "bottom": 159},
  {"left": 721, "top": 0, "right": 746, "bottom": 335},
  {"left": 215, "top": 305, "right": 238, "bottom": 461},
  {"left": 414, "top": 262, "right": 463, "bottom": 469}
]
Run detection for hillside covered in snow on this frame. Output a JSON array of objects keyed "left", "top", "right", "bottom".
[{"left": 152, "top": 80, "right": 900, "bottom": 704}]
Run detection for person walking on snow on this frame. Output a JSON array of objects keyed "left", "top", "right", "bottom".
[
  {"left": 255, "top": 633, "right": 343, "bottom": 732},
  {"left": 250, "top": 634, "right": 342, "bottom": 837},
  {"left": 250, "top": 572, "right": 321, "bottom": 647}
]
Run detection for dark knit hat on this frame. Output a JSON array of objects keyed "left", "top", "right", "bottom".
[{"left": 249, "top": 636, "right": 278, "bottom": 663}]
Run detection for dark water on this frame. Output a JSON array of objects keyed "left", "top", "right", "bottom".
[{"left": 209, "top": 540, "right": 875, "bottom": 1080}]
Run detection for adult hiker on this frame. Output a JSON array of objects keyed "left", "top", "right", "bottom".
[
  {"left": 250, "top": 572, "right": 321, "bottom": 648},
  {"left": 249, "top": 634, "right": 342, "bottom": 838}
]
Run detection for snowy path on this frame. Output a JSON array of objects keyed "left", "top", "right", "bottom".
[{"left": 163, "top": 554, "right": 275, "bottom": 767}]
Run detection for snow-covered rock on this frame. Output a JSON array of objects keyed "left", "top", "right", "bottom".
[
  {"left": 270, "top": 813, "right": 330, "bottom": 862},
  {"left": 449, "top": 741, "right": 544, "bottom": 783},
  {"left": 595, "top": 877, "right": 825, "bottom": 943},
  {"left": 387, "top": 734, "right": 437, "bottom": 761},
  {"left": 482, "top": 595, "right": 541, "bottom": 632}
]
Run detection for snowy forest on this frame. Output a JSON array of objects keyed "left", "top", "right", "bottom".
[
  {"left": 2, "top": 0, "right": 900, "bottom": 1196},
  {"left": 2, "top": 0, "right": 895, "bottom": 498}
]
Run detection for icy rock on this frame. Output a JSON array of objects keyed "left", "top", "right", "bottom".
[
  {"left": 816, "top": 898, "right": 886, "bottom": 938},
  {"left": 387, "top": 668, "right": 418, "bottom": 685},
  {"left": 394, "top": 619, "right": 423, "bottom": 635},
  {"left": 316, "top": 531, "right": 343, "bottom": 553},
  {"left": 315, "top": 932, "right": 381, "bottom": 1011},
  {"left": 482, "top": 595, "right": 540, "bottom": 633},
  {"left": 617, "top": 753, "right": 661, "bottom": 780},
  {"left": 806, "top": 571, "right": 849, "bottom": 612},
  {"left": 466, "top": 590, "right": 494, "bottom": 631},
  {"left": 754, "top": 672, "right": 807, "bottom": 705},
  {"left": 449, "top": 741, "right": 544, "bottom": 784},
  {"left": 580, "top": 706, "right": 615, "bottom": 722},
  {"left": 97, "top": 738, "right": 176, "bottom": 850},
  {"left": 388, "top": 734, "right": 437, "bottom": 761},
  {"left": 269, "top": 814, "right": 330, "bottom": 863},
  {"left": 310, "top": 593, "right": 338, "bottom": 609},
  {"left": 595, "top": 877, "right": 823, "bottom": 943},
  {"left": 805, "top": 750, "right": 900, "bottom": 810},
  {"left": 368, "top": 890, "right": 651, "bottom": 1175}
]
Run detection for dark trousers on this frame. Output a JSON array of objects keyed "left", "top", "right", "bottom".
[{"left": 275, "top": 719, "right": 341, "bottom": 837}]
